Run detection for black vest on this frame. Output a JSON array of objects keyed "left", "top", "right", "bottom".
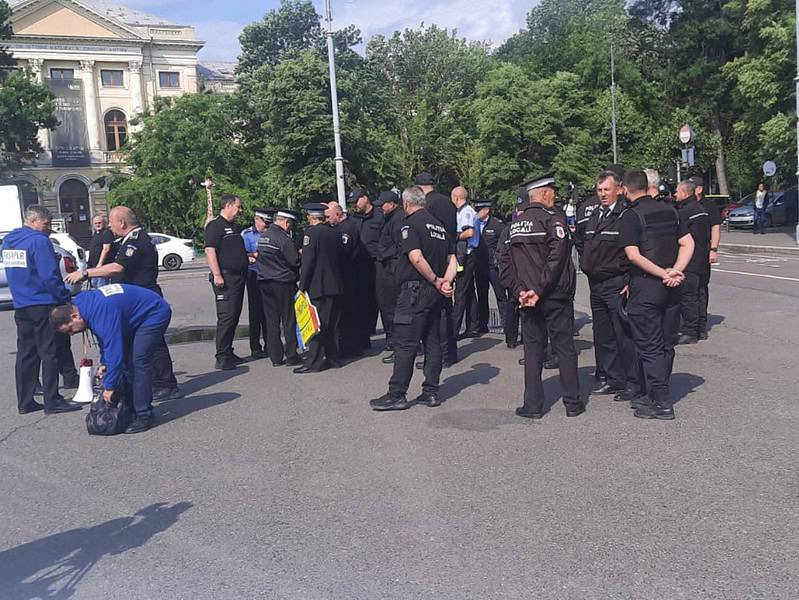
[{"left": 628, "top": 196, "right": 680, "bottom": 271}]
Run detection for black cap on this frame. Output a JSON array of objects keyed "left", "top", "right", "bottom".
[
  {"left": 346, "top": 188, "right": 368, "bottom": 204},
  {"left": 522, "top": 174, "right": 557, "bottom": 193},
  {"left": 376, "top": 190, "right": 400, "bottom": 206},
  {"left": 302, "top": 202, "right": 329, "bottom": 218},
  {"left": 604, "top": 164, "right": 626, "bottom": 178},
  {"left": 474, "top": 198, "right": 494, "bottom": 209},
  {"left": 414, "top": 172, "right": 435, "bottom": 186},
  {"left": 690, "top": 175, "right": 704, "bottom": 187},
  {"left": 274, "top": 208, "right": 299, "bottom": 221}
]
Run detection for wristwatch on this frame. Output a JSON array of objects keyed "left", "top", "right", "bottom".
[
  {"left": 81, "top": 269, "right": 89, "bottom": 281},
  {"left": 710, "top": 247, "right": 718, "bottom": 252}
]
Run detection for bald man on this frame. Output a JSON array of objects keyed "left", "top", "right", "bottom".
[
  {"left": 451, "top": 186, "right": 480, "bottom": 342},
  {"left": 66, "top": 205, "right": 180, "bottom": 400}
]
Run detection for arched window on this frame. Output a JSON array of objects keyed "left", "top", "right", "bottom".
[{"left": 104, "top": 110, "right": 127, "bottom": 151}]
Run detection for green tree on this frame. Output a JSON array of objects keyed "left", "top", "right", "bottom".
[
  {"left": 0, "top": 0, "right": 15, "bottom": 74},
  {"left": 108, "top": 94, "right": 249, "bottom": 240}
]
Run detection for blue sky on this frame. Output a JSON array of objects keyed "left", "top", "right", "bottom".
[{"left": 119, "top": 1, "right": 535, "bottom": 62}]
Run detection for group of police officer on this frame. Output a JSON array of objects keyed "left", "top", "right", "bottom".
[{"left": 6, "top": 164, "right": 718, "bottom": 430}]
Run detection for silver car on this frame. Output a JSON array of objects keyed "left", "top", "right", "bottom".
[{"left": 0, "top": 234, "right": 83, "bottom": 310}]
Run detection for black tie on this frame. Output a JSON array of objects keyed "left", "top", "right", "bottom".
[{"left": 600, "top": 207, "right": 610, "bottom": 221}]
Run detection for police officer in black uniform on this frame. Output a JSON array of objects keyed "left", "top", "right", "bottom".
[
  {"left": 370, "top": 185, "right": 457, "bottom": 411},
  {"left": 326, "top": 200, "right": 365, "bottom": 358},
  {"left": 474, "top": 199, "right": 507, "bottom": 334},
  {"left": 257, "top": 209, "right": 302, "bottom": 367},
  {"left": 674, "top": 179, "right": 711, "bottom": 344},
  {"left": 580, "top": 170, "right": 642, "bottom": 402},
  {"left": 375, "top": 190, "right": 404, "bottom": 359},
  {"left": 69, "top": 205, "right": 179, "bottom": 399},
  {"left": 348, "top": 188, "right": 384, "bottom": 351},
  {"left": 692, "top": 176, "right": 721, "bottom": 340},
  {"left": 241, "top": 207, "right": 274, "bottom": 359},
  {"left": 205, "top": 195, "right": 249, "bottom": 370},
  {"left": 618, "top": 170, "right": 695, "bottom": 420},
  {"left": 295, "top": 203, "right": 344, "bottom": 374},
  {"left": 499, "top": 175, "right": 585, "bottom": 419},
  {"left": 414, "top": 171, "right": 458, "bottom": 365}
]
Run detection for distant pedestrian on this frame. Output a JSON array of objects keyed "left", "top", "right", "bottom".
[
  {"left": 87, "top": 214, "right": 114, "bottom": 288},
  {"left": 753, "top": 183, "right": 770, "bottom": 235}
]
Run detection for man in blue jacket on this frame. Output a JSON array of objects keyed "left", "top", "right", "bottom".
[
  {"left": 50, "top": 284, "right": 172, "bottom": 434},
  {"left": 2, "top": 206, "right": 83, "bottom": 415}
]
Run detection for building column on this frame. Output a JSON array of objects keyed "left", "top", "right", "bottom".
[
  {"left": 129, "top": 60, "right": 144, "bottom": 131},
  {"left": 28, "top": 59, "right": 50, "bottom": 153},
  {"left": 80, "top": 60, "right": 101, "bottom": 151}
]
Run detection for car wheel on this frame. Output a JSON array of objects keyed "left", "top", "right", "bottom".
[{"left": 163, "top": 254, "right": 183, "bottom": 271}]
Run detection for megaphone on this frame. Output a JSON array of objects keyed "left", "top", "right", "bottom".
[{"left": 72, "top": 364, "right": 95, "bottom": 404}]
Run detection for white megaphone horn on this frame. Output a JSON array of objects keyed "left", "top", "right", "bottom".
[{"left": 73, "top": 363, "right": 95, "bottom": 404}]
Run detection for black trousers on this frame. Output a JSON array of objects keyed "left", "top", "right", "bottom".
[
  {"left": 339, "top": 272, "right": 360, "bottom": 356},
  {"left": 246, "top": 270, "right": 268, "bottom": 352},
  {"left": 149, "top": 285, "right": 178, "bottom": 389},
  {"left": 260, "top": 280, "right": 299, "bottom": 364},
  {"left": 589, "top": 276, "right": 641, "bottom": 392},
  {"left": 453, "top": 252, "right": 478, "bottom": 334},
  {"left": 487, "top": 267, "right": 509, "bottom": 328},
  {"left": 376, "top": 260, "right": 398, "bottom": 347},
  {"left": 439, "top": 297, "right": 458, "bottom": 363},
  {"left": 35, "top": 332, "right": 78, "bottom": 386},
  {"left": 211, "top": 269, "right": 246, "bottom": 361},
  {"left": 521, "top": 298, "right": 581, "bottom": 414},
  {"left": 680, "top": 271, "right": 702, "bottom": 338},
  {"left": 360, "top": 258, "right": 379, "bottom": 346},
  {"left": 389, "top": 282, "right": 443, "bottom": 398},
  {"left": 626, "top": 276, "right": 681, "bottom": 406},
  {"left": 304, "top": 295, "right": 342, "bottom": 370},
  {"left": 505, "top": 298, "right": 520, "bottom": 345},
  {"left": 15, "top": 305, "right": 61, "bottom": 410},
  {"left": 699, "top": 271, "right": 710, "bottom": 335}
]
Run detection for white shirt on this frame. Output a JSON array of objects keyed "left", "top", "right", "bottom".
[{"left": 755, "top": 190, "right": 766, "bottom": 209}]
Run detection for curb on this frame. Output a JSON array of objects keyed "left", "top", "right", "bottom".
[{"left": 721, "top": 242, "right": 799, "bottom": 256}]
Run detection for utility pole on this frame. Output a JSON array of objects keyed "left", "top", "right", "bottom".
[
  {"left": 610, "top": 42, "right": 618, "bottom": 164},
  {"left": 325, "top": 0, "right": 347, "bottom": 210}
]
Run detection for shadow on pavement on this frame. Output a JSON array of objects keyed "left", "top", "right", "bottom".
[
  {"left": 0, "top": 501, "right": 192, "bottom": 600},
  {"left": 457, "top": 336, "right": 501, "bottom": 360},
  {"left": 157, "top": 392, "right": 240, "bottom": 425},
  {"left": 670, "top": 372, "right": 705, "bottom": 405},
  {"left": 708, "top": 314, "right": 725, "bottom": 329},
  {"left": 440, "top": 362, "right": 500, "bottom": 399},
  {"left": 542, "top": 366, "right": 595, "bottom": 414},
  {"left": 178, "top": 366, "right": 249, "bottom": 397},
  {"left": 427, "top": 407, "right": 521, "bottom": 432}
]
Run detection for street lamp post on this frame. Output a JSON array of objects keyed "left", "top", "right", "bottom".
[
  {"left": 324, "top": 0, "right": 347, "bottom": 210},
  {"left": 610, "top": 42, "right": 618, "bottom": 164},
  {"left": 795, "top": 0, "right": 799, "bottom": 243}
]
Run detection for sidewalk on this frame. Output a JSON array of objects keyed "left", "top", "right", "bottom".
[{"left": 721, "top": 226, "right": 799, "bottom": 254}]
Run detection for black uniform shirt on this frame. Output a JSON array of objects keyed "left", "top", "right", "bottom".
[
  {"left": 479, "top": 215, "right": 505, "bottom": 268},
  {"left": 396, "top": 209, "right": 453, "bottom": 284},
  {"left": 700, "top": 195, "right": 723, "bottom": 228},
  {"left": 114, "top": 227, "right": 159, "bottom": 290},
  {"left": 299, "top": 223, "right": 343, "bottom": 299},
  {"left": 87, "top": 228, "right": 114, "bottom": 268},
  {"left": 618, "top": 198, "right": 690, "bottom": 248},
  {"left": 426, "top": 190, "right": 457, "bottom": 242},
  {"left": 256, "top": 223, "right": 300, "bottom": 283},
  {"left": 574, "top": 196, "right": 600, "bottom": 255},
  {"left": 498, "top": 203, "right": 575, "bottom": 300},
  {"left": 334, "top": 217, "right": 362, "bottom": 267},
  {"left": 676, "top": 196, "right": 711, "bottom": 274},
  {"left": 579, "top": 201, "right": 629, "bottom": 281},
  {"left": 352, "top": 206, "right": 385, "bottom": 260},
  {"left": 378, "top": 207, "right": 405, "bottom": 262},
  {"left": 205, "top": 215, "right": 248, "bottom": 272}
]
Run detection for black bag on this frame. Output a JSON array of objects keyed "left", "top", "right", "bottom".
[{"left": 86, "top": 381, "right": 132, "bottom": 436}]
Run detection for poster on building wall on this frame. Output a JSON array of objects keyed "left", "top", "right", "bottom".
[{"left": 47, "top": 79, "right": 90, "bottom": 167}]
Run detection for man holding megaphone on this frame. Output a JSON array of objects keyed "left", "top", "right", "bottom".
[{"left": 49, "top": 284, "right": 172, "bottom": 434}]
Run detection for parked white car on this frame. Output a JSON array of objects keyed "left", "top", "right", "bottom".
[
  {"left": 0, "top": 234, "right": 82, "bottom": 309},
  {"left": 150, "top": 233, "right": 195, "bottom": 271},
  {"left": 50, "top": 232, "right": 88, "bottom": 271}
]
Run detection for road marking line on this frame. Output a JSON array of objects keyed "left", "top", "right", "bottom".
[{"left": 714, "top": 268, "right": 799, "bottom": 282}]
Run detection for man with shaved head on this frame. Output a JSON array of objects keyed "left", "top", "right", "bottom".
[
  {"left": 66, "top": 205, "right": 179, "bottom": 401},
  {"left": 450, "top": 186, "right": 480, "bottom": 346}
]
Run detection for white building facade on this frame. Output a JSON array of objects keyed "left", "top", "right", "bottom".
[{"left": 5, "top": 0, "right": 204, "bottom": 243}]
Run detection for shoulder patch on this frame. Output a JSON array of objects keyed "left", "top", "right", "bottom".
[
  {"left": 99, "top": 284, "right": 124, "bottom": 296},
  {"left": 401, "top": 226, "right": 409, "bottom": 240},
  {"left": 129, "top": 230, "right": 140, "bottom": 240},
  {"left": 303, "top": 235, "right": 310, "bottom": 247},
  {"left": 555, "top": 224, "right": 566, "bottom": 239},
  {"left": 125, "top": 245, "right": 136, "bottom": 257},
  {"left": 341, "top": 233, "right": 350, "bottom": 245}
]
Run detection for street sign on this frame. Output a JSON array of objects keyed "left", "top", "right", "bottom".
[
  {"left": 679, "top": 124, "right": 694, "bottom": 144},
  {"left": 763, "top": 161, "right": 777, "bottom": 177}
]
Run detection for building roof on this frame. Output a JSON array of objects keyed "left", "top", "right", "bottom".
[
  {"left": 197, "top": 62, "right": 237, "bottom": 80},
  {"left": 9, "top": 0, "right": 184, "bottom": 27}
]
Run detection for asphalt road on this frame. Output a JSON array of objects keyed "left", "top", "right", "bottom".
[{"left": 0, "top": 253, "right": 797, "bottom": 599}]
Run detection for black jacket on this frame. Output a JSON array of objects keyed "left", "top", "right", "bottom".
[
  {"left": 378, "top": 207, "right": 405, "bottom": 262},
  {"left": 352, "top": 206, "right": 385, "bottom": 260},
  {"left": 256, "top": 224, "right": 299, "bottom": 283},
  {"left": 579, "top": 202, "right": 629, "bottom": 282},
  {"left": 299, "top": 223, "right": 343, "bottom": 299},
  {"left": 676, "top": 196, "right": 711, "bottom": 274},
  {"left": 499, "top": 203, "right": 575, "bottom": 301}
]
